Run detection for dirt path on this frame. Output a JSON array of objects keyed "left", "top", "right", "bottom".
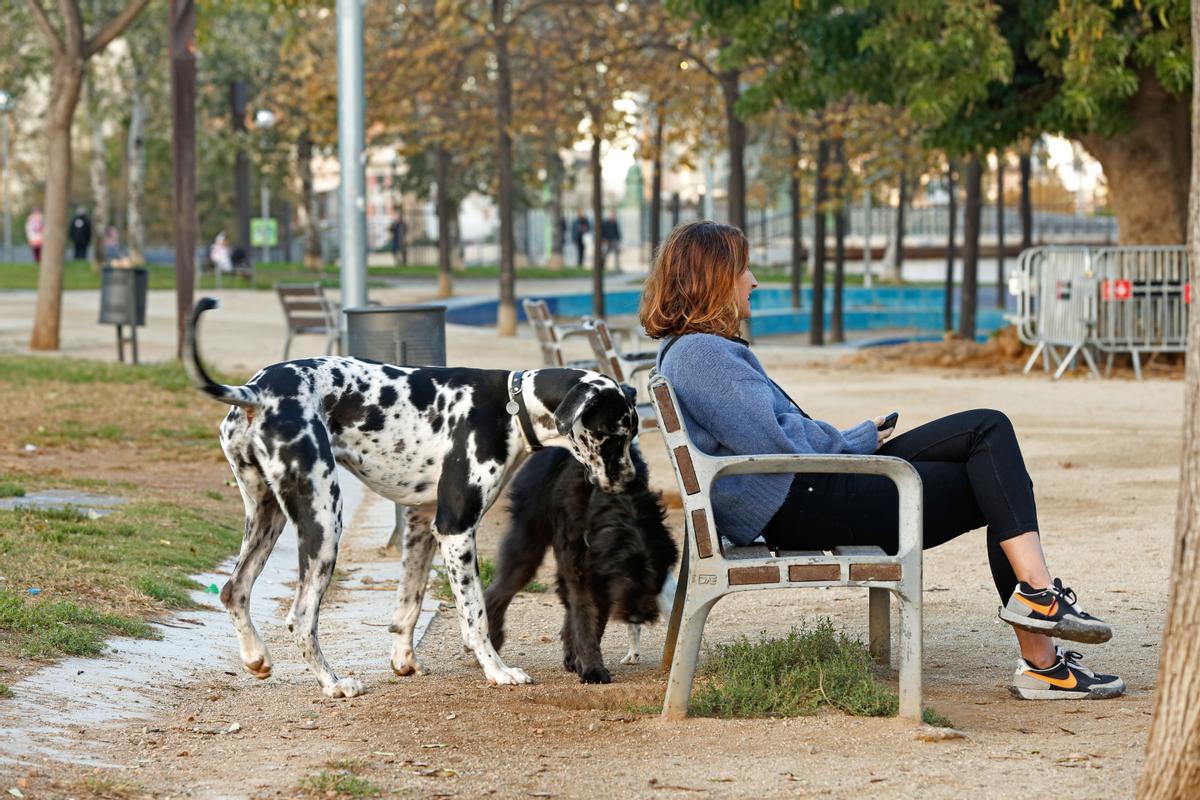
[{"left": 0, "top": 354, "right": 1175, "bottom": 799}]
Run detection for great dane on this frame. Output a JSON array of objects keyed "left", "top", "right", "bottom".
[{"left": 185, "top": 298, "right": 638, "bottom": 697}]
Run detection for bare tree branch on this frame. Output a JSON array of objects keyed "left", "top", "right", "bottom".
[
  {"left": 57, "top": 0, "right": 83, "bottom": 51},
  {"left": 24, "top": 0, "right": 63, "bottom": 51},
  {"left": 85, "top": 0, "right": 153, "bottom": 58}
]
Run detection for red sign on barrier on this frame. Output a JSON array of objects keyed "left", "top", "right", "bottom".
[
  {"left": 1187, "top": 283, "right": 1193, "bottom": 304},
  {"left": 1102, "top": 279, "right": 1132, "bottom": 301}
]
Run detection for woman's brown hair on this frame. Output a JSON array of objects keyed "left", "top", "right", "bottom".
[{"left": 639, "top": 221, "right": 749, "bottom": 339}]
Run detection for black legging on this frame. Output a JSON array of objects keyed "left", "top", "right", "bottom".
[{"left": 761, "top": 409, "right": 1039, "bottom": 602}]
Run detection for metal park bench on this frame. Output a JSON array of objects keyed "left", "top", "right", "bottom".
[
  {"left": 583, "top": 318, "right": 659, "bottom": 431},
  {"left": 276, "top": 282, "right": 340, "bottom": 359},
  {"left": 648, "top": 372, "right": 924, "bottom": 721},
  {"left": 522, "top": 298, "right": 596, "bottom": 369}
]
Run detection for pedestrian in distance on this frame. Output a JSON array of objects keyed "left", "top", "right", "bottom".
[
  {"left": 601, "top": 212, "right": 621, "bottom": 273},
  {"left": 640, "top": 221, "right": 1124, "bottom": 700},
  {"left": 70, "top": 207, "right": 91, "bottom": 261},
  {"left": 24, "top": 207, "right": 44, "bottom": 264},
  {"left": 389, "top": 212, "right": 407, "bottom": 267},
  {"left": 571, "top": 210, "right": 590, "bottom": 269}
]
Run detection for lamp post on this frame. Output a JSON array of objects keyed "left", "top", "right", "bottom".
[
  {"left": 255, "top": 108, "right": 276, "bottom": 264},
  {"left": 0, "top": 90, "right": 14, "bottom": 264}
]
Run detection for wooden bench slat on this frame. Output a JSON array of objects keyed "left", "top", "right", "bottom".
[
  {"left": 674, "top": 446, "right": 700, "bottom": 494},
  {"left": 789, "top": 564, "right": 842, "bottom": 582},
  {"left": 850, "top": 564, "right": 902, "bottom": 582},
  {"left": 654, "top": 384, "right": 681, "bottom": 433},
  {"left": 287, "top": 316, "right": 332, "bottom": 329},
  {"left": 774, "top": 550, "right": 829, "bottom": 559},
  {"left": 690, "top": 509, "right": 713, "bottom": 559},
  {"left": 728, "top": 565, "right": 780, "bottom": 585},
  {"left": 724, "top": 544, "right": 772, "bottom": 560}
]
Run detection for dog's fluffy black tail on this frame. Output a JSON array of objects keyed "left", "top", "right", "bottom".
[{"left": 185, "top": 298, "right": 259, "bottom": 409}]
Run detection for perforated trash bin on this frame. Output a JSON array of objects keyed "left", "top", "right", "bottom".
[
  {"left": 343, "top": 305, "right": 447, "bottom": 367},
  {"left": 98, "top": 267, "right": 148, "bottom": 326}
]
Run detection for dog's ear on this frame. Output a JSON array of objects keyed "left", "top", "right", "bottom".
[
  {"left": 554, "top": 383, "right": 595, "bottom": 436},
  {"left": 620, "top": 383, "right": 637, "bottom": 407}
]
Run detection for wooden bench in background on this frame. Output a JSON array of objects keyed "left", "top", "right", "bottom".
[{"left": 276, "top": 282, "right": 340, "bottom": 359}]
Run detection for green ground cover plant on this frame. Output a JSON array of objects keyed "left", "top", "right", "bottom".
[
  {"left": 690, "top": 618, "right": 949, "bottom": 726},
  {"left": 430, "top": 556, "right": 547, "bottom": 602}
]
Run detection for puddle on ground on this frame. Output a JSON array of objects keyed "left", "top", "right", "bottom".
[
  {"left": 0, "top": 472, "right": 437, "bottom": 768},
  {"left": 0, "top": 489, "right": 127, "bottom": 517}
]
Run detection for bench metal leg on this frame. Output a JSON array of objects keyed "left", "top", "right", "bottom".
[
  {"left": 897, "top": 584, "right": 923, "bottom": 721},
  {"left": 661, "top": 591, "right": 719, "bottom": 721},
  {"left": 660, "top": 538, "right": 689, "bottom": 672},
  {"left": 1022, "top": 341, "right": 1045, "bottom": 374},
  {"left": 283, "top": 331, "right": 293, "bottom": 360},
  {"left": 868, "top": 587, "right": 891, "bottom": 665}
]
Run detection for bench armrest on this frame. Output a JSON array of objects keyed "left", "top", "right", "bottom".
[{"left": 708, "top": 453, "right": 923, "bottom": 555}]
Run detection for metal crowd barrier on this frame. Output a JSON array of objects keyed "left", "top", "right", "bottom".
[{"left": 1009, "top": 245, "right": 1191, "bottom": 380}]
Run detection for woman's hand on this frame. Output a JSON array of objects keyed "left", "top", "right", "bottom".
[{"left": 873, "top": 415, "right": 896, "bottom": 448}]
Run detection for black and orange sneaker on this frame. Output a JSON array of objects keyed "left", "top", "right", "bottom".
[
  {"left": 998, "top": 578, "right": 1112, "bottom": 644},
  {"left": 1009, "top": 647, "right": 1125, "bottom": 700}
]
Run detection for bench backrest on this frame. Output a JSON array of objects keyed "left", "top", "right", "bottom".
[
  {"left": 584, "top": 318, "right": 628, "bottom": 382},
  {"left": 276, "top": 283, "right": 336, "bottom": 332},
  {"left": 648, "top": 372, "right": 720, "bottom": 560},
  {"left": 523, "top": 298, "right": 568, "bottom": 367}
]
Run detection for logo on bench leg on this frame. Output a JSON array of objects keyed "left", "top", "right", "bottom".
[{"left": 697, "top": 574, "right": 717, "bottom": 585}]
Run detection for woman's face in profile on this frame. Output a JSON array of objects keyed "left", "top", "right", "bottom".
[{"left": 735, "top": 267, "right": 757, "bottom": 320}]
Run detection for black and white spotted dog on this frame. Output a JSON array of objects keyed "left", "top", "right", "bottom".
[{"left": 184, "top": 298, "right": 639, "bottom": 697}]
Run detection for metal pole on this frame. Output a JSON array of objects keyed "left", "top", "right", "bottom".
[
  {"left": 336, "top": 0, "right": 368, "bottom": 336},
  {"left": 863, "top": 188, "right": 873, "bottom": 289},
  {"left": 2, "top": 114, "right": 10, "bottom": 263},
  {"left": 260, "top": 182, "right": 269, "bottom": 263}
]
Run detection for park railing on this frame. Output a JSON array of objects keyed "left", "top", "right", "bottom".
[{"left": 1009, "top": 245, "right": 1191, "bottom": 380}]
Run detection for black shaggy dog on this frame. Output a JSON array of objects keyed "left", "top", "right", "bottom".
[{"left": 485, "top": 444, "right": 678, "bottom": 684}]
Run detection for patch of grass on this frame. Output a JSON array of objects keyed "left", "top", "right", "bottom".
[
  {"left": 0, "top": 354, "right": 241, "bottom": 394},
  {"left": 0, "top": 587, "right": 157, "bottom": 658},
  {"left": 34, "top": 419, "right": 128, "bottom": 445},
  {"left": 76, "top": 775, "right": 142, "bottom": 798},
  {"left": 0, "top": 482, "right": 24, "bottom": 498},
  {"left": 204, "top": 489, "right": 223, "bottom": 502},
  {"left": 922, "top": 707, "right": 954, "bottom": 728},
  {"left": 624, "top": 701, "right": 662, "bottom": 716},
  {"left": 689, "top": 618, "right": 900, "bottom": 719},
  {"left": 0, "top": 501, "right": 240, "bottom": 661},
  {"left": 324, "top": 757, "right": 368, "bottom": 773},
  {"left": 0, "top": 683, "right": 11, "bottom": 698},
  {"left": 430, "top": 556, "right": 547, "bottom": 602},
  {"left": 297, "top": 771, "right": 381, "bottom": 798}
]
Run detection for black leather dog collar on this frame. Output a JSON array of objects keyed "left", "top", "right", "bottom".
[{"left": 507, "top": 370, "right": 543, "bottom": 452}]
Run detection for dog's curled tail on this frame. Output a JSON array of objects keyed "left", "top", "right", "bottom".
[{"left": 185, "top": 298, "right": 259, "bottom": 409}]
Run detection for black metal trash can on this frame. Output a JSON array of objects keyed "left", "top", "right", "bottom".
[
  {"left": 344, "top": 305, "right": 447, "bottom": 367},
  {"left": 98, "top": 267, "right": 148, "bottom": 326},
  {"left": 98, "top": 267, "right": 148, "bottom": 363}
]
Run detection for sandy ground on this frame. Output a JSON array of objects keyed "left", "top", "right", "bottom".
[{"left": 0, "top": 287, "right": 1181, "bottom": 799}]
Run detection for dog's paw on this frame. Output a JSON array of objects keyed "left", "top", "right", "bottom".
[
  {"left": 391, "top": 658, "right": 426, "bottom": 677},
  {"left": 579, "top": 665, "right": 612, "bottom": 684},
  {"left": 242, "top": 655, "right": 273, "bottom": 679},
  {"left": 620, "top": 650, "right": 640, "bottom": 666},
  {"left": 324, "top": 677, "right": 367, "bottom": 698},
  {"left": 487, "top": 665, "right": 533, "bottom": 686}
]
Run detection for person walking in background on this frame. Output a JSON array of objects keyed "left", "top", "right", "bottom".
[
  {"left": 70, "top": 207, "right": 92, "bottom": 261},
  {"left": 24, "top": 207, "right": 44, "bottom": 265},
  {"left": 210, "top": 232, "right": 233, "bottom": 274},
  {"left": 571, "top": 210, "right": 590, "bottom": 268},
  {"left": 104, "top": 224, "right": 121, "bottom": 263},
  {"left": 389, "top": 212, "right": 407, "bottom": 267},
  {"left": 601, "top": 212, "right": 622, "bottom": 273}
]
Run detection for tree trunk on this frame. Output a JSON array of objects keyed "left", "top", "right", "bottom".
[
  {"left": 126, "top": 56, "right": 147, "bottom": 266},
  {"left": 231, "top": 81, "right": 251, "bottom": 257},
  {"left": 995, "top": 155, "right": 1004, "bottom": 308},
  {"left": 959, "top": 155, "right": 981, "bottom": 340},
  {"left": 789, "top": 133, "right": 803, "bottom": 310},
  {"left": 88, "top": 75, "right": 109, "bottom": 271},
  {"left": 590, "top": 120, "right": 605, "bottom": 319},
  {"left": 1081, "top": 71, "right": 1190, "bottom": 245},
  {"left": 718, "top": 59, "right": 745, "bottom": 233},
  {"left": 810, "top": 138, "right": 828, "bottom": 346},
  {"left": 943, "top": 161, "right": 957, "bottom": 332},
  {"left": 297, "top": 132, "right": 323, "bottom": 269},
  {"left": 1136, "top": 9, "right": 1200, "bottom": 792},
  {"left": 30, "top": 57, "right": 85, "bottom": 351},
  {"left": 650, "top": 100, "right": 665, "bottom": 258},
  {"left": 169, "top": 0, "right": 196, "bottom": 359},
  {"left": 435, "top": 144, "right": 453, "bottom": 298},
  {"left": 831, "top": 140, "right": 846, "bottom": 344},
  {"left": 493, "top": 2, "right": 517, "bottom": 336},
  {"left": 1019, "top": 148, "right": 1033, "bottom": 249},
  {"left": 547, "top": 145, "right": 564, "bottom": 270},
  {"left": 891, "top": 171, "right": 907, "bottom": 282}
]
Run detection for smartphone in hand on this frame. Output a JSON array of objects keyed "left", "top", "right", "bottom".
[{"left": 877, "top": 411, "right": 899, "bottom": 432}]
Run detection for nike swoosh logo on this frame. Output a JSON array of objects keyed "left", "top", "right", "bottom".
[
  {"left": 1027, "top": 670, "right": 1078, "bottom": 689},
  {"left": 1015, "top": 593, "right": 1058, "bottom": 616}
]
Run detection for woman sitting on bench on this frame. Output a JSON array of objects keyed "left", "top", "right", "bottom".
[{"left": 640, "top": 221, "right": 1123, "bottom": 700}]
